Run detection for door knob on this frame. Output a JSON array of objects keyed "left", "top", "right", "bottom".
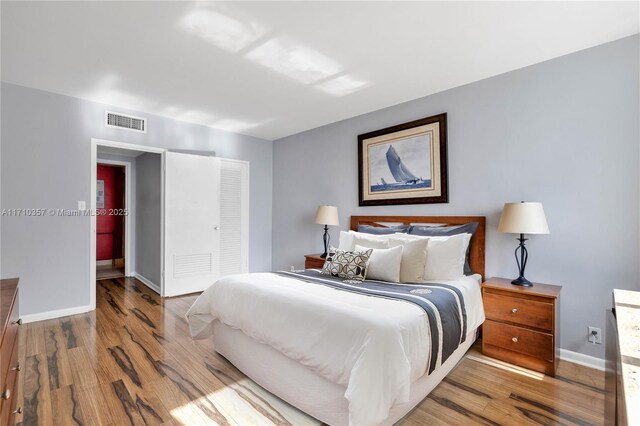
[
  {"left": 213, "top": 226, "right": 221, "bottom": 230},
  {"left": 512, "top": 337, "right": 518, "bottom": 343},
  {"left": 511, "top": 308, "right": 518, "bottom": 314}
]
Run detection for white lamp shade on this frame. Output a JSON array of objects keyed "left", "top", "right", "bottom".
[
  {"left": 314, "top": 205, "right": 339, "bottom": 226},
  {"left": 498, "top": 202, "right": 550, "bottom": 234}
]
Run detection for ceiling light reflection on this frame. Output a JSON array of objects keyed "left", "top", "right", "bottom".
[
  {"left": 177, "top": 109, "right": 217, "bottom": 124},
  {"left": 180, "top": 8, "right": 266, "bottom": 52},
  {"left": 211, "top": 118, "right": 272, "bottom": 133},
  {"left": 245, "top": 36, "right": 342, "bottom": 84},
  {"left": 82, "top": 74, "right": 153, "bottom": 112},
  {"left": 316, "top": 75, "right": 368, "bottom": 96}
]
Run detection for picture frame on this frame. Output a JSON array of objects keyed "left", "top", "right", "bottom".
[{"left": 358, "top": 113, "right": 448, "bottom": 206}]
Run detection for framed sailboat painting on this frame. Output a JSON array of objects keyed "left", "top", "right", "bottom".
[{"left": 358, "top": 113, "right": 448, "bottom": 206}]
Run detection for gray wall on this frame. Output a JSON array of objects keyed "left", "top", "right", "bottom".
[
  {"left": 272, "top": 35, "right": 640, "bottom": 359},
  {"left": 135, "top": 153, "right": 162, "bottom": 286},
  {"left": 1, "top": 83, "right": 273, "bottom": 317}
]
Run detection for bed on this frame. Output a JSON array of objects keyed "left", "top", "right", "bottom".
[{"left": 187, "top": 215, "right": 486, "bottom": 426}]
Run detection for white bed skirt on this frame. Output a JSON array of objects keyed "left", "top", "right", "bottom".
[{"left": 212, "top": 320, "right": 479, "bottom": 426}]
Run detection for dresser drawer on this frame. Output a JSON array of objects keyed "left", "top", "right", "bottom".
[
  {"left": 484, "top": 291, "right": 553, "bottom": 331},
  {"left": 0, "top": 339, "right": 19, "bottom": 426},
  {"left": 483, "top": 320, "right": 553, "bottom": 361},
  {"left": 0, "top": 291, "right": 19, "bottom": 389}
]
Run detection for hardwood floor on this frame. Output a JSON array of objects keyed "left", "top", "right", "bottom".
[
  {"left": 96, "top": 265, "right": 125, "bottom": 280},
  {"left": 14, "top": 277, "right": 605, "bottom": 426}
]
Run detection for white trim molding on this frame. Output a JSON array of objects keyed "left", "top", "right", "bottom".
[
  {"left": 134, "top": 273, "right": 160, "bottom": 294},
  {"left": 559, "top": 348, "right": 605, "bottom": 371},
  {"left": 92, "top": 138, "right": 165, "bottom": 154},
  {"left": 21, "top": 305, "right": 93, "bottom": 324}
]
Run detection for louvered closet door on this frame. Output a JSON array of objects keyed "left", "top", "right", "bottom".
[
  {"left": 163, "top": 152, "right": 221, "bottom": 297},
  {"left": 219, "top": 159, "right": 249, "bottom": 275}
]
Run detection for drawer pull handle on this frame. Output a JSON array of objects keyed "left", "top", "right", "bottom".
[
  {"left": 512, "top": 337, "right": 518, "bottom": 343},
  {"left": 511, "top": 308, "right": 518, "bottom": 313},
  {"left": 11, "top": 362, "right": 21, "bottom": 372},
  {"left": 12, "top": 318, "right": 22, "bottom": 325},
  {"left": 1, "top": 389, "right": 10, "bottom": 400},
  {"left": 12, "top": 407, "right": 22, "bottom": 414}
]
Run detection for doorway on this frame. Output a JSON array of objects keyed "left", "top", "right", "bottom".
[
  {"left": 90, "top": 139, "right": 165, "bottom": 311},
  {"left": 96, "top": 163, "right": 126, "bottom": 279}
]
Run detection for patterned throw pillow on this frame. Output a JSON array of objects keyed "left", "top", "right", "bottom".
[{"left": 321, "top": 247, "right": 373, "bottom": 282}]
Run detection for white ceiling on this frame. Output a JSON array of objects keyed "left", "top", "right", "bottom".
[{"left": 2, "top": 1, "right": 638, "bottom": 140}]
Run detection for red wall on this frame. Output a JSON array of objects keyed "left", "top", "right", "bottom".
[{"left": 96, "top": 165, "right": 124, "bottom": 260}]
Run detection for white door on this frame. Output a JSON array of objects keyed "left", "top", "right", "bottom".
[
  {"left": 164, "top": 152, "right": 221, "bottom": 297},
  {"left": 219, "top": 159, "right": 249, "bottom": 275}
]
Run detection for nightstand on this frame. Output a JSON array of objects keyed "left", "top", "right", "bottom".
[
  {"left": 482, "top": 277, "right": 561, "bottom": 375},
  {"left": 304, "top": 254, "right": 325, "bottom": 269}
]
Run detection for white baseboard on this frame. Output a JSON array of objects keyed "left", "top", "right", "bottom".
[
  {"left": 134, "top": 272, "right": 161, "bottom": 294},
  {"left": 559, "top": 348, "right": 605, "bottom": 371},
  {"left": 21, "top": 304, "right": 93, "bottom": 324}
]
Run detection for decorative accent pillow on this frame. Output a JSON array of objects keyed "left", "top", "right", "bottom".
[
  {"left": 354, "top": 244, "right": 403, "bottom": 283},
  {"left": 321, "top": 247, "right": 373, "bottom": 282},
  {"left": 357, "top": 224, "right": 410, "bottom": 235},
  {"left": 387, "top": 237, "right": 429, "bottom": 283},
  {"left": 422, "top": 234, "right": 471, "bottom": 281}
]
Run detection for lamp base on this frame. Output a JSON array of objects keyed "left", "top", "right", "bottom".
[
  {"left": 511, "top": 276, "right": 533, "bottom": 287},
  {"left": 320, "top": 225, "right": 330, "bottom": 259}
]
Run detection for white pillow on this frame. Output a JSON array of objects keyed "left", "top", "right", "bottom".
[
  {"left": 386, "top": 233, "right": 428, "bottom": 242},
  {"left": 391, "top": 233, "right": 472, "bottom": 276},
  {"left": 338, "top": 230, "right": 354, "bottom": 251},
  {"left": 422, "top": 233, "right": 470, "bottom": 281},
  {"left": 338, "top": 230, "right": 394, "bottom": 251},
  {"left": 354, "top": 244, "right": 403, "bottom": 283},
  {"left": 387, "top": 237, "right": 429, "bottom": 283},
  {"left": 352, "top": 234, "right": 390, "bottom": 250}
]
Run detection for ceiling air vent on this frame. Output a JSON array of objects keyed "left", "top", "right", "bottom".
[{"left": 105, "top": 111, "right": 147, "bottom": 133}]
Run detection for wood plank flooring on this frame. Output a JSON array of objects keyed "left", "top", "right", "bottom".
[
  {"left": 96, "top": 265, "right": 125, "bottom": 280},
  {"left": 14, "top": 277, "right": 605, "bottom": 425}
]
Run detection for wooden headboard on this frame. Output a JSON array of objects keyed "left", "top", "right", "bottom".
[{"left": 350, "top": 215, "right": 486, "bottom": 278}]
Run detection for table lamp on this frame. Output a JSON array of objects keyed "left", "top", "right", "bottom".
[
  {"left": 314, "top": 206, "right": 339, "bottom": 258},
  {"left": 498, "top": 201, "right": 550, "bottom": 286}
]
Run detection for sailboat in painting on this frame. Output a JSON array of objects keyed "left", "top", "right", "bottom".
[
  {"left": 371, "top": 145, "right": 431, "bottom": 192},
  {"left": 386, "top": 145, "right": 420, "bottom": 184}
]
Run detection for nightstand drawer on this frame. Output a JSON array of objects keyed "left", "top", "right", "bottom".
[
  {"left": 484, "top": 320, "right": 553, "bottom": 360},
  {"left": 304, "top": 255, "right": 325, "bottom": 269},
  {"left": 484, "top": 291, "right": 553, "bottom": 331}
]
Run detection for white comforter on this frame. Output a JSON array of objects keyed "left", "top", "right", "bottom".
[{"left": 186, "top": 272, "right": 484, "bottom": 426}]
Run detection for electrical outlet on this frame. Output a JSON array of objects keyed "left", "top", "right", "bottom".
[{"left": 588, "top": 326, "right": 602, "bottom": 344}]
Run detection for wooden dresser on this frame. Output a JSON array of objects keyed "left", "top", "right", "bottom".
[
  {"left": 304, "top": 254, "right": 325, "bottom": 269},
  {"left": 482, "top": 277, "right": 561, "bottom": 376},
  {"left": 1, "top": 278, "right": 21, "bottom": 425}
]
